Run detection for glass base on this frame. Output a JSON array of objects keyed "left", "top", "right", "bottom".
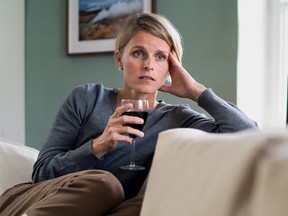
[{"left": 120, "top": 164, "right": 145, "bottom": 170}]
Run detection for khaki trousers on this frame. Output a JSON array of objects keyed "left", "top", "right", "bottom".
[{"left": 0, "top": 170, "right": 144, "bottom": 216}]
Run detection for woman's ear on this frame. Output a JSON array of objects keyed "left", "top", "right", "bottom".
[{"left": 115, "top": 50, "right": 123, "bottom": 70}]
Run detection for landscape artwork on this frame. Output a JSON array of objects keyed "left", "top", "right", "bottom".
[
  {"left": 67, "top": 0, "right": 155, "bottom": 55},
  {"left": 79, "top": 0, "right": 144, "bottom": 41}
]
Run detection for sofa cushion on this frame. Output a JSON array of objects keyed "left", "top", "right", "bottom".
[
  {"left": 0, "top": 137, "right": 39, "bottom": 195},
  {"left": 140, "top": 128, "right": 288, "bottom": 216}
]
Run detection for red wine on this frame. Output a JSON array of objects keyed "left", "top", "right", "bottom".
[{"left": 122, "top": 111, "right": 148, "bottom": 138}]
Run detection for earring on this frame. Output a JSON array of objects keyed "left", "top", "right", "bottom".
[{"left": 118, "top": 63, "right": 123, "bottom": 71}]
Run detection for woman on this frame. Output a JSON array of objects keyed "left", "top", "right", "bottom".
[{"left": 0, "top": 13, "right": 257, "bottom": 216}]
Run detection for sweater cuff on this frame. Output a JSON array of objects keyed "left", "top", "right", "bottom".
[{"left": 69, "top": 141, "right": 102, "bottom": 169}]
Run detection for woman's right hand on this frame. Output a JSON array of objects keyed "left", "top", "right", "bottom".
[{"left": 91, "top": 103, "right": 144, "bottom": 159}]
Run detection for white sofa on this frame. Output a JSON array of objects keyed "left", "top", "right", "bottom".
[
  {"left": 1, "top": 129, "right": 288, "bottom": 216},
  {"left": 140, "top": 128, "right": 288, "bottom": 216},
  {"left": 0, "top": 137, "right": 39, "bottom": 195}
]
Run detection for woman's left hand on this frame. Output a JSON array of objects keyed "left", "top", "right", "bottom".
[{"left": 159, "top": 52, "right": 206, "bottom": 102}]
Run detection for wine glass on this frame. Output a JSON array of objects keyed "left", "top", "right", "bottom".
[{"left": 120, "top": 99, "right": 149, "bottom": 170}]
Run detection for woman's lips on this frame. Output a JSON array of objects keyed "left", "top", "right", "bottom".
[{"left": 139, "top": 75, "right": 155, "bottom": 81}]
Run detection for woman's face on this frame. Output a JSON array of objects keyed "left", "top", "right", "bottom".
[{"left": 116, "top": 31, "right": 170, "bottom": 96}]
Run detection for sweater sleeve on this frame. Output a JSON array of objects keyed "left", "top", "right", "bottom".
[
  {"left": 32, "top": 84, "right": 101, "bottom": 183},
  {"left": 196, "top": 88, "right": 258, "bottom": 132}
]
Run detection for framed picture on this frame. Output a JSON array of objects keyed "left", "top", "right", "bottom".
[{"left": 67, "top": 0, "right": 157, "bottom": 55}]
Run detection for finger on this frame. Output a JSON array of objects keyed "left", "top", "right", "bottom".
[
  {"left": 113, "top": 132, "right": 134, "bottom": 144},
  {"left": 121, "top": 115, "right": 144, "bottom": 125},
  {"left": 101, "top": 125, "right": 135, "bottom": 147},
  {"left": 120, "top": 116, "right": 145, "bottom": 136},
  {"left": 114, "top": 103, "right": 133, "bottom": 117},
  {"left": 169, "top": 51, "right": 180, "bottom": 67},
  {"left": 121, "top": 125, "right": 144, "bottom": 139}
]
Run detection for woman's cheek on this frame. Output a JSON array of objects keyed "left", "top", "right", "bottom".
[
  {"left": 126, "top": 59, "right": 141, "bottom": 71},
  {"left": 156, "top": 62, "right": 169, "bottom": 76}
]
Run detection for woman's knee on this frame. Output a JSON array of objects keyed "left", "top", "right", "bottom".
[
  {"left": 24, "top": 170, "right": 125, "bottom": 216},
  {"left": 69, "top": 170, "right": 125, "bottom": 202}
]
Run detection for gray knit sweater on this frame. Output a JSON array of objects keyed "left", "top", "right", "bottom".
[{"left": 32, "top": 83, "right": 257, "bottom": 198}]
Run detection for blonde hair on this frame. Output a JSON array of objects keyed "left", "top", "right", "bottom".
[{"left": 115, "top": 13, "right": 183, "bottom": 63}]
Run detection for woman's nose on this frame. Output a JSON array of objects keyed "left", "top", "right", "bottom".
[{"left": 144, "top": 58, "right": 154, "bottom": 71}]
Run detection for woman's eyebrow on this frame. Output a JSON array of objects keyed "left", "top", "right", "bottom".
[
  {"left": 131, "top": 45, "right": 145, "bottom": 50},
  {"left": 131, "top": 46, "right": 170, "bottom": 54},
  {"left": 156, "top": 50, "right": 169, "bottom": 54}
]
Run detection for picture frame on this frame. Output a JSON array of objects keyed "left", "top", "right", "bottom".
[{"left": 67, "top": 0, "right": 157, "bottom": 55}]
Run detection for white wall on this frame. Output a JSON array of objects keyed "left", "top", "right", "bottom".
[{"left": 0, "top": 1, "right": 25, "bottom": 143}]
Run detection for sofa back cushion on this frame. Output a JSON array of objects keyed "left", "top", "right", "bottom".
[{"left": 0, "top": 137, "right": 39, "bottom": 195}]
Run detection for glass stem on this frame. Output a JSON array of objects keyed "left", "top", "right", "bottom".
[{"left": 130, "top": 138, "right": 136, "bottom": 167}]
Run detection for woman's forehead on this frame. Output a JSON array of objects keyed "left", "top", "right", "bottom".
[{"left": 125, "top": 31, "right": 170, "bottom": 52}]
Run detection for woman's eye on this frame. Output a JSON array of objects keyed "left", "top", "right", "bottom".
[
  {"left": 133, "top": 50, "right": 144, "bottom": 57},
  {"left": 156, "top": 53, "right": 167, "bottom": 61}
]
